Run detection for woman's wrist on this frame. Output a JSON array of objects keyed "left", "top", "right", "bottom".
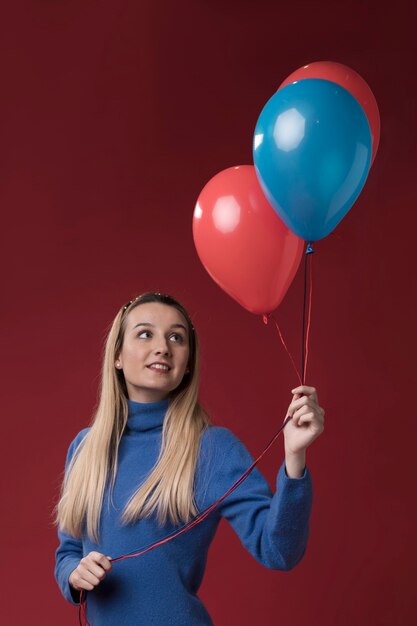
[{"left": 284, "top": 449, "right": 306, "bottom": 478}]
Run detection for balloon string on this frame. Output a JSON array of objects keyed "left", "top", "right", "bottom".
[
  {"left": 302, "top": 243, "right": 314, "bottom": 384},
  {"left": 265, "top": 241, "right": 314, "bottom": 387},
  {"left": 270, "top": 317, "right": 302, "bottom": 385},
  {"left": 80, "top": 594, "right": 86, "bottom": 625},
  {"left": 78, "top": 414, "right": 293, "bottom": 625}
]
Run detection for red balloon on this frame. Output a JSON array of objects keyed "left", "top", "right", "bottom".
[
  {"left": 193, "top": 165, "right": 304, "bottom": 315},
  {"left": 279, "top": 61, "right": 380, "bottom": 165}
]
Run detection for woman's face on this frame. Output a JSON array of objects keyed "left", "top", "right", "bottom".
[{"left": 116, "top": 302, "right": 191, "bottom": 402}]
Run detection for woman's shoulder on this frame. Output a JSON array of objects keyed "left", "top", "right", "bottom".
[
  {"left": 70, "top": 427, "right": 91, "bottom": 447},
  {"left": 199, "top": 424, "right": 244, "bottom": 462},
  {"left": 64, "top": 427, "right": 91, "bottom": 466},
  {"left": 196, "top": 425, "right": 255, "bottom": 495},
  {"left": 202, "top": 424, "right": 239, "bottom": 444}
]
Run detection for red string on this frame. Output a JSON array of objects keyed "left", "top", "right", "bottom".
[
  {"left": 80, "top": 590, "right": 87, "bottom": 625},
  {"left": 303, "top": 251, "right": 313, "bottom": 383},
  {"left": 269, "top": 317, "right": 302, "bottom": 385},
  {"left": 265, "top": 244, "right": 314, "bottom": 386},
  {"left": 79, "top": 414, "right": 293, "bottom": 624}
]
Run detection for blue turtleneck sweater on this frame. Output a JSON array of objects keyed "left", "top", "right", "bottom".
[{"left": 54, "top": 399, "right": 313, "bottom": 625}]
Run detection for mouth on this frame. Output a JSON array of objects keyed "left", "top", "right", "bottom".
[{"left": 147, "top": 363, "right": 171, "bottom": 373}]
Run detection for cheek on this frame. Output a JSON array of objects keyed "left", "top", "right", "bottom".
[
  {"left": 172, "top": 347, "right": 189, "bottom": 370},
  {"left": 121, "top": 343, "right": 146, "bottom": 363},
  {"left": 181, "top": 350, "right": 191, "bottom": 369}
]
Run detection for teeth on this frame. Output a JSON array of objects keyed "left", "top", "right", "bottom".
[{"left": 150, "top": 364, "right": 169, "bottom": 370}]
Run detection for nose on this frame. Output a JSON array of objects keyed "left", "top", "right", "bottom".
[{"left": 153, "top": 335, "right": 172, "bottom": 356}]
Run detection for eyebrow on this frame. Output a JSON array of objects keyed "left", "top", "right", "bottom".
[{"left": 132, "top": 322, "right": 188, "bottom": 333}]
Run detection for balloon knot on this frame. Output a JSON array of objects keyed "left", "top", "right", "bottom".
[
  {"left": 306, "top": 242, "right": 315, "bottom": 254},
  {"left": 262, "top": 314, "right": 269, "bottom": 325}
]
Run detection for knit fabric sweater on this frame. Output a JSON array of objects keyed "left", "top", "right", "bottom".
[{"left": 54, "top": 398, "right": 313, "bottom": 625}]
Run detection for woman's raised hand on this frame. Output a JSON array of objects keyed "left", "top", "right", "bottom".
[
  {"left": 283, "top": 385, "right": 325, "bottom": 456},
  {"left": 69, "top": 551, "right": 112, "bottom": 592}
]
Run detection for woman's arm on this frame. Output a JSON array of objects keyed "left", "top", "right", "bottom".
[
  {"left": 54, "top": 528, "right": 83, "bottom": 605},
  {"left": 214, "top": 385, "right": 324, "bottom": 571},
  {"left": 54, "top": 428, "right": 90, "bottom": 605},
  {"left": 212, "top": 428, "right": 312, "bottom": 571}
]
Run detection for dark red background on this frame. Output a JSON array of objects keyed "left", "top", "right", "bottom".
[{"left": 1, "top": 1, "right": 416, "bottom": 624}]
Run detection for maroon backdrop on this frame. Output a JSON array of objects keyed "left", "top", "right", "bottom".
[{"left": 1, "top": 1, "right": 416, "bottom": 624}]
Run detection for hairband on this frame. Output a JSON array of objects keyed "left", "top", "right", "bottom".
[
  {"left": 122, "top": 293, "right": 169, "bottom": 312},
  {"left": 121, "top": 294, "right": 195, "bottom": 331}
]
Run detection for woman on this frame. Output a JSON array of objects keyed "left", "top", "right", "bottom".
[{"left": 54, "top": 291, "right": 324, "bottom": 625}]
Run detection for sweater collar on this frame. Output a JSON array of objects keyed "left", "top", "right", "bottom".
[{"left": 126, "top": 398, "right": 169, "bottom": 432}]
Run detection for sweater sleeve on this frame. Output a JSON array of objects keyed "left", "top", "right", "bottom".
[
  {"left": 54, "top": 428, "right": 90, "bottom": 606},
  {"left": 215, "top": 428, "right": 313, "bottom": 571}
]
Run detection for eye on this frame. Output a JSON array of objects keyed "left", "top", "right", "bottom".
[
  {"left": 136, "top": 330, "right": 184, "bottom": 342},
  {"left": 169, "top": 333, "right": 184, "bottom": 343}
]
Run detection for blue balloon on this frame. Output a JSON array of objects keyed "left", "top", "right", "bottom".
[{"left": 253, "top": 79, "right": 372, "bottom": 241}]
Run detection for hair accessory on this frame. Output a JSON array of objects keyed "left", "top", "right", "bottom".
[
  {"left": 121, "top": 293, "right": 195, "bottom": 332},
  {"left": 122, "top": 296, "right": 140, "bottom": 312},
  {"left": 122, "top": 293, "right": 168, "bottom": 312}
]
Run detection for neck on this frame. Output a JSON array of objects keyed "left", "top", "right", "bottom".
[{"left": 125, "top": 397, "right": 169, "bottom": 433}]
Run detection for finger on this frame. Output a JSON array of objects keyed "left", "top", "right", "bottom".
[
  {"left": 79, "top": 566, "right": 103, "bottom": 587},
  {"left": 71, "top": 569, "right": 99, "bottom": 591},
  {"left": 98, "top": 554, "right": 112, "bottom": 572},
  {"left": 294, "top": 405, "right": 325, "bottom": 425},
  {"left": 290, "top": 396, "right": 320, "bottom": 412},
  {"left": 289, "top": 405, "right": 307, "bottom": 426},
  {"left": 298, "top": 412, "right": 315, "bottom": 426},
  {"left": 79, "top": 565, "right": 104, "bottom": 586},
  {"left": 287, "top": 395, "right": 301, "bottom": 417},
  {"left": 79, "top": 574, "right": 99, "bottom": 590},
  {"left": 293, "top": 405, "right": 313, "bottom": 424},
  {"left": 291, "top": 385, "right": 318, "bottom": 402},
  {"left": 89, "top": 551, "right": 108, "bottom": 563},
  {"left": 295, "top": 403, "right": 324, "bottom": 423},
  {"left": 73, "top": 578, "right": 95, "bottom": 592},
  {"left": 80, "top": 557, "right": 108, "bottom": 581},
  {"left": 89, "top": 551, "right": 112, "bottom": 572},
  {"left": 289, "top": 393, "right": 301, "bottom": 411},
  {"left": 288, "top": 400, "right": 320, "bottom": 422},
  {"left": 299, "top": 413, "right": 325, "bottom": 434}
]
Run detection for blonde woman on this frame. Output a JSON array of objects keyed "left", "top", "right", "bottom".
[{"left": 54, "top": 292, "right": 324, "bottom": 625}]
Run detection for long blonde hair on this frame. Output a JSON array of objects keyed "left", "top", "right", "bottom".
[{"left": 54, "top": 292, "right": 211, "bottom": 543}]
